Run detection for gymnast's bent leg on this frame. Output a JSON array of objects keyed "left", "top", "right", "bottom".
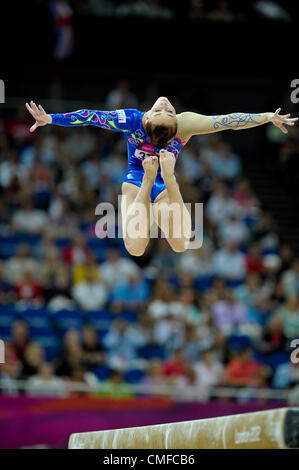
[
  {"left": 153, "top": 150, "right": 191, "bottom": 252},
  {"left": 121, "top": 157, "right": 158, "bottom": 257}
]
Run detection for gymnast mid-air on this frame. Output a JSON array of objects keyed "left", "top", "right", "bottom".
[{"left": 26, "top": 97, "right": 297, "bottom": 256}]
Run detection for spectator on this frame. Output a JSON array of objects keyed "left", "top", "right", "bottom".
[
  {"left": 49, "top": 0, "right": 74, "bottom": 60},
  {"left": 276, "top": 295, "right": 299, "bottom": 339},
  {"left": 162, "top": 348, "right": 188, "bottom": 381},
  {"left": 0, "top": 344, "right": 22, "bottom": 395},
  {"left": 175, "top": 243, "right": 214, "bottom": 279},
  {"left": 211, "top": 288, "right": 250, "bottom": 335},
  {"left": 21, "top": 342, "right": 46, "bottom": 379},
  {"left": 232, "top": 179, "right": 260, "bottom": 218},
  {"left": 219, "top": 213, "right": 250, "bottom": 245},
  {"left": 110, "top": 272, "right": 150, "bottom": 310},
  {"left": 254, "top": 0, "right": 291, "bottom": 21},
  {"left": 63, "top": 234, "right": 89, "bottom": 266},
  {"left": 147, "top": 280, "right": 178, "bottom": 319},
  {"left": 10, "top": 321, "right": 32, "bottom": 363},
  {"left": 280, "top": 258, "right": 299, "bottom": 297},
  {"left": 26, "top": 363, "right": 66, "bottom": 396},
  {"left": 150, "top": 239, "right": 176, "bottom": 273},
  {"left": 253, "top": 210, "right": 279, "bottom": 251},
  {"left": 141, "top": 360, "right": 167, "bottom": 389},
  {"left": 72, "top": 270, "right": 108, "bottom": 311},
  {"left": 99, "top": 249, "right": 139, "bottom": 288},
  {"left": 103, "top": 318, "right": 147, "bottom": 367},
  {"left": 193, "top": 349, "right": 224, "bottom": 399},
  {"left": 255, "top": 314, "right": 288, "bottom": 356},
  {"left": 211, "top": 141, "right": 241, "bottom": 181},
  {"left": 14, "top": 269, "right": 44, "bottom": 305},
  {"left": 212, "top": 242, "right": 247, "bottom": 282},
  {"left": 105, "top": 80, "right": 138, "bottom": 109},
  {"left": 245, "top": 243, "right": 265, "bottom": 275},
  {"left": 273, "top": 361, "right": 299, "bottom": 389},
  {"left": 177, "top": 288, "right": 202, "bottom": 325},
  {"left": 0, "top": 262, "right": 15, "bottom": 304},
  {"left": 55, "top": 329, "right": 84, "bottom": 377},
  {"left": 153, "top": 313, "right": 185, "bottom": 352},
  {"left": 97, "top": 370, "right": 133, "bottom": 398},
  {"left": 224, "top": 347, "right": 270, "bottom": 387},
  {"left": 206, "top": 0, "right": 236, "bottom": 22},
  {"left": 4, "top": 244, "right": 39, "bottom": 284},
  {"left": 248, "top": 293, "right": 272, "bottom": 328},
  {"left": 72, "top": 251, "right": 101, "bottom": 285},
  {"left": 81, "top": 324, "right": 106, "bottom": 369},
  {"left": 206, "top": 180, "right": 242, "bottom": 227},
  {"left": 234, "top": 272, "right": 262, "bottom": 307}
]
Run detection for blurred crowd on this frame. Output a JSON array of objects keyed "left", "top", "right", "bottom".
[
  {"left": 0, "top": 80, "right": 299, "bottom": 404},
  {"left": 70, "top": 0, "right": 294, "bottom": 21},
  {"left": 43, "top": 0, "right": 295, "bottom": 60}
]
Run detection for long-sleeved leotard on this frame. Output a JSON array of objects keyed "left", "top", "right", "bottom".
[
  {"left": 50, "top": 108, "right": 186, "bottom": 202},
  {"left": 50, "top": 108, "right": 270, "bottom": 201}
]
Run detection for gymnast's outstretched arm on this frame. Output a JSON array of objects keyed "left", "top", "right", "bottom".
[
  {"left": 178, "top": 107, "right": 298, "bottom": 140},
  {"left": 25, "top": 100, "right": 137, "bottom": 133}
]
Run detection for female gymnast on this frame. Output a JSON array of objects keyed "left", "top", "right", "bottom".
[{"left": 26, "top": 97, "right": 297, "bottom": 256}]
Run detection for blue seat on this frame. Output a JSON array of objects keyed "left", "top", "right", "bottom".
[
  {"left": 138, "top": 345, "right": 165, "bottom": 360},
  {"left": 87, "top": 310, "right": 113, "bottom": 330},
  {"left": 19, "top": 309, "right": 52, "bottom": 329},
  {"left": 0, "top": 309, "right": 16, "bottom": 338},
  {"left": 0, "top": 304, "right": 16, "bottom": 315},
  {"left": 30, "top": 333, "right": 60, "bottom": 360},
  {"left": 228, "top": 334, "right": 251, "bottom": 350},
  {"left": 0, "top": 326, "right": 12, "bottom": 339},
  {"left": 98, "top": 329, "right": 109, "bottom": 340},
  {"left": 29, "top": 326, "right": 56, "bottom": 337},
  {"left": 195, "top": 276, "right": 213, "bottom": 291},
  {"left": 119, "top": 310, "right": 137, "bottom": 323},
  {"left": 92, "top": 365, "right": 111, "bottom": 380},
  {"left": 53, "top": 309, "right": 83, "bottom": 332},
  {"left": 124, "top": 369, "right": 145, "bottom": 384},
  {"left": 0, "top": 311, "right": 15, "bottom": 327},
  {"left": 253, "top": 351, "right": 289, "bottom": 371}
]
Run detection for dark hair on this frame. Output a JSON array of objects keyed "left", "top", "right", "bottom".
[{"left": 145, "top": 121, "right": 177, "bottom": 149}]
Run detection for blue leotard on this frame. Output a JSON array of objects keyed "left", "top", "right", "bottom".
[{"left": 50, "top": 108, "right": 186, "bottom": 202}]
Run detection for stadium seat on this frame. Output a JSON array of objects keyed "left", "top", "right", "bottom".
[
  {"left": 138, "top": 345, "right": 165, "bottom": 360},
  {"left": 18, "top": 308, "right": 52, "bottom": 329},
  {"left": 0, "top": 309, "right": 16, "bottom": 338},
  {"left": 124, "top": 368, "right": 145, "bottom": 383},
  {"left": 195, "top": 276, "right": 213, "bottom": 291},
  {"left": 30, "top": 333, "right": 60, "bottom": 361},
  {"left": 227, "top": 334, "right": 251, "bottom": 351},
  {"left": 52, "top": 309, "right": 83, "bottom": 336},
  {"left": 87, "top": 309, "right": 113, "bottom": 330},
  {"left": 92, "top": 365, "right": 111, "bottom": 380},
  {"left": 119, "top": 310, "right": 137, "bottom": 323}
]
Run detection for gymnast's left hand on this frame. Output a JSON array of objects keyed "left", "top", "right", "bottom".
[{"left": 267, "top": 108, "right": 298, "bottom": 134}]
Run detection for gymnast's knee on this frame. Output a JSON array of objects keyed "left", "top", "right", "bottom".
[
  {"left": 124, "top": 239, "right": 147, "bottom": 257},
  {"left": 168, "top": 237, "right": 190, "bottom": 253}
]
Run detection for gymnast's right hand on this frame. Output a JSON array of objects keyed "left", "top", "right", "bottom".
[{"left": 25, "top": 100, "right": 52, "bottom": 132}]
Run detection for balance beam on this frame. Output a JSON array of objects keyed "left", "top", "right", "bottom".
[{"left": 68, "top": 407, "right": 299, "bottom": 449}]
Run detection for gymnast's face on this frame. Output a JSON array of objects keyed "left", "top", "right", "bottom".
[{"left": 146, "top": 96, "right": 177, "bottom": 128}]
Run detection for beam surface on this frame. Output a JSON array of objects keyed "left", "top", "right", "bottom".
[{"left": 68, "top": 407, "right": 299, "bottom": 449}]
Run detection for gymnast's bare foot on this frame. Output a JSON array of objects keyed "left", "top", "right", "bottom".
[
  {"left": 142, "top": 155, "right": 159, "bottom": 184},
  {"left": 159, "top": 149, "right": 176, "bottom": 182}
]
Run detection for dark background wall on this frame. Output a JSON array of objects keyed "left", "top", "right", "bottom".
[{"left": 3, "top": 0, "right": 298, "bottom": 163}]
